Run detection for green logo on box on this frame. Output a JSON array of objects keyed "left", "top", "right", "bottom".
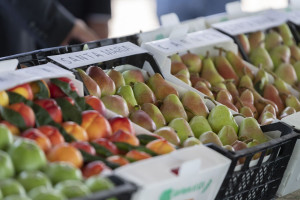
[{"left": 159, "top": 179, "right": 212, "bottom": 200}]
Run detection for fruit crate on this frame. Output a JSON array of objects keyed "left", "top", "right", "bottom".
[
  {"left": 74, "top": 175, "right": 137, "bottom": 200},
  {"left": 205, "top": 122, "right": 299, "bottom": 200}
]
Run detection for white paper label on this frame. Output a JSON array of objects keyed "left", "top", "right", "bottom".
[
  {"left": 288, "top": 11, "right": 300, "bottom": 25},
  {"left": 0, "top": 63, "right": 73, "bottom": 91},
  {"left": 146, "top": 29, "right": 232, "bottom": 55},
  {"left": 48, "top": 42, "right": 148, "bottom": 69},
  {"left": 0, "top": 59, "right": 18, "bottom": 73},
  {"left": 212, "top": 10, "right": 288, "bottom": 35}
]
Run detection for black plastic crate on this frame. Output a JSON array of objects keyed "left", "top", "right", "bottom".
[
  {"left": 73, "top": 175, "right": 137, "bottom": 200},
  {"left": 206, "top": 122, "right": 298, "bottom": 200}
]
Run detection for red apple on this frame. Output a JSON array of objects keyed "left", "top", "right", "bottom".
[{"left": 35, "top": 99, "right": 62, "bottom": 123}]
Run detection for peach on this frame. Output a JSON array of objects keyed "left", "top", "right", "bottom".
[
  {"left": 106, "top": 155, "right": 129, "bottom": 166},
  {"left": 0, "top": 91, "right": 9, "bottom": 107},
  {"left": 35, "top": 99, "right": 62, "bottom": 123},
  {"left": 82, "top": 161, "right": 111, "bottom": 178},
  {"left": 22, "top": 128, "right": 52, "bottom": 152},
  {"left": 146, "top": 139, "right": 175, "bottom": 155},
  {"left": 30, "top": 80, "right": 50, "bottom": 99},
  {"left": 9, "top": 102, "right": 35, "bottom": 128},
  {"left": 81, "top": 110, "right": 112, "bottom": 141},
  {"left": 48, "top": 77, "right": 78, "bottom": 98},
  {"left": 0, "top": 121, "right": 20, "bottom": 135},
  {"left": 85, "top": 95, "right": 106, "bottom": 115},
  {"left": 71, "top": 141, "right": 96, "bottom": 155},
  {"left": 64, "top": 97, "right": 75, "bottom": 105},
  {"left": 126, "top": 150, "right": 151, "bottom": 161},
  {"left": 109, "top": 117, "right": 135, "bottom": 135},
  {"left": 62, "top": 121, "right": 88, "bottom": 141},
  {"left": 47, "top": 143, "right": 83, "bottom": 168},
  {"left": 8, "top": 83, "right": 33, "bottom": 100},
  {"left": 37, "top": 125, "right": 65, "bottom": 146},
  {"left": 109, "top": 130, "right": 140, "bottom": 146},
  {"left": 93, "top": 138, "right": 119, "bottom": 155}
]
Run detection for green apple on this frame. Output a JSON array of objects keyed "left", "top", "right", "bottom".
[
  {"left": 0, "top": 125, "right": 13, "bottom": 150},
  {"left": 44, "top": 162, "right": 82, "bottom": 185},
  {"left": 0, "top": 179, "right": 26, "bottom": 197},
  {"left": 0, "top": 151, "right": 14, "bottom": 179},
  {"left": 18, "top": 171, "right": 52, "bottom": 192},
  {"left": 28, "top": 186, "right": 66, "bottom": 200},
  {"left": 3, "top": 195, "right": 31, "bottom": 200},
  {"left": 8, "top": 138, "right": 46, "bottom": 173},
  {"left": 55, "top": 180, "right": 90, "bottom": 198},
  {"left": 0, "top": 188, "right": 2, "bottom": 199},
  {"left": 85, "top": 176, "right": 114, "bottom": 193}
]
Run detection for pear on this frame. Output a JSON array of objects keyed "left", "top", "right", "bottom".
[
  {"left": 265, "top": 30, "right": 283, "bottom": 51},
  {"left": 191, "top": 75, "right": 211, "bottom": 88},
  {"left": 175, "top": 69, "right": 191, "bottom": 86},
  {"left": 201, "top": 56, "right": 224, "bottom": 85},
  {"left": 122, "top": 70, "right": 144, "bottom": 85},
  {"left": 107, "top": 69, "right": 125, "bottom": 90},
  {"left": 214, "top": 50, "right": 239, "bottom": 84},
  {"left": 247, "top": 139, "right": 261, "bottom": 160},
  {"left": 269, "top": 45, "right": 291, "bottom": 70},
  {"left": 183, "top": 137, "right": 202, "bottom": 147},
  {"left": 117, "top": 85, "right": 138, "bottom": 112},
  {"left": 275, "top": 63, "right": 298, "bottom": 86},
  {"left": 171, "top": 62, "right": 188, "bottom": 75},
  {"left": 154, "top": 127, "right": 180, "bottom": 146},
  {"left": 216, "top": 90, "right": 239, "bottom": 112},
  {"left": 225, "top": 80, "right": 239, "bottom": 103},
  {"left": 199, "top": 131, "right": 222, "bottom": 146},
  {"left": 147, "top": 73, "right": 179, "bottom": 101},
  {"left": 194, "top": 81, "right": 215, "bottom": 99},
  {"left": 237, "top": 34, "right": 250, "bottom": 55},
  {"left": 129, "top": 110, "right": 156, "bottom": 132},
  {"left": 101, "top": 95, "right": 129, "bottom": 117},
  {"left": 77, "top": 69, "right": 101, "bottom": 98},
  {"left": 253, "top": 67, "right": 269, "bottom": 94},
  {"left": 239, "top": 106, "right": 254, "bottom": 118},
  {"left": 181, "top": 51, "right": 202, "bottom": 73},
  {"left": 290, "top": 45, "right": 300, "bottom": 63},
  {"left": 258, "top": 111, "right": 276, "bottom": 125},
  {"left": 238, "top": 74, "right": 253, "bottom": 93},
  {"left": 236, "top": 89, "right": 258, "bottom": 118},
  {"left": 86, "top": 66, "right": 116, "bottom": 97},
  {"left": 218, "top": 125, "right": 238, "bottom": 146},
  {"left": 238, "top": 117, "right": 269, "bottom": 144},
  {"left": 223, "top": 145, "right": 235, "bottom": 152},
  {"left": 160, "top": 94, "right": 187, "bottom": 123},
  {"left": 285, "top": 95, "right": 300, "bottom": 111},
  {"left": 189, "top": 116, "right": 212, "bottom": 138},
  {"left": 293, "top": 61, "right": 300, "bottom": 81},
  {"left": 232, "top": 140, "right": 247, "bottom": 163},
  {"left": 226, "top": 50, "right": 254, "bottom": 79},
  {"left": 263, "top": 83, "right": 284, "bottom": 113},
  {"left": 279, "top": 107, "right": 296, "bottom": 119},
  {"left": 181, "top": 91, "right": 209, "bottom": 120},
  {"left": 260, "top": 104, "right": 277, "bottom": 117},
  {"left": 272, "top": 76, "right": 291, "bottom": 100},
  {"left": 170, "top": 53, "right": 182, "bottom": 63},
  {"left": 133, "top": 82, "right": 156, "bottom": 105},
  {"left": 168, "top": 118, "right": 194, "bottom": 144},
  {"left": 277, "top": 23, "right": 295, "bottom": 46},
  {"left": 141, "top": 103, "right": 166, "bottom": 129},
  {"left": 212, "top": 82, "right": 227, "bottom": 92},
  {"left": 249, "top": 47, "right": 274, "bottom": 71},
  {"left": 208, "top": 105, "right": 238, "bottom": 133},
  {"left": 248, "top": 31, "right": 265, "bottom": 51}
]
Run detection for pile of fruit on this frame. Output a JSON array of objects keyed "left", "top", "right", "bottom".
[
  {"left": 78, "top": 65, "right": 270, "bottom": 159},
  {"left": 169, "top": 44, "right": 300, "bottom": 126}
]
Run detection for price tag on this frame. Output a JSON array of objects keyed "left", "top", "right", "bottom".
[
  {"left": 48, "top": 42, "right": 148, "bottom": 69},
  {"left": 0, "top": 63, "right": 73, "bottom": 91},
  {"left": 288, "top": 11, "right": 300, "bottom": 25},
  {"left": 146, "top": 29, "right": 232, "bottom": 55},
  {"left": 212, "top": 11, "right": 288, "bottom": 35}
]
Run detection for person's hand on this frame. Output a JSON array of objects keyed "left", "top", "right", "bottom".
[{"left": 61, "top": 19, "right": 99, "bottom": 45}]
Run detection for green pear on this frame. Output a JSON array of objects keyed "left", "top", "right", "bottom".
[
  {"left": 265, "top": 30, "right": 283, "bottom": 51},
  {"left": 101, "top": 95, "right": 129, "bottom": 117},
  {"left": 181, "top": 51, "right": 202, "bottom": 73},
  {"left": 238, "top": 74, "right": 254, "bottom": 94},
  {"left": 277, "top": 23, "right": 295, "bottom": 46},
  {"left": 249, "top": 47, "right": 274, "bottom": 71},
  {"left": 269, "top": 45, "right": 291, "bottom": 70},
  {"left": 122, "top": 69, "right": 145, "bottom": 85},
  {"left": 239, "top": 106, "right": 254, "bottom": 118},
  {"left": 133, "top": 82, "right": 156, "bottom": 105},
  {"left": 175, "top": 73, "right": 192, "bottom": 86},
  {"left": 189, "top": 116, "right": 212, "bottom": 138},
  {"left": 225, "top": 80, "right": 239, "bottom": 102},
  {"left": 199, "top": 131, "right": 222, "bottom": 146},
  {"left": 273, "top": 76, "right": 291, "bottom": 96},
  {"left": 247, "top": 139, "right": 261, "bottom": 160},
  {"left": 168, "top": 118, "right": 194, "bottom": 144},
  {"left": 208, "top": 105, "right": 238, "bottom": 133},
  {"left": 248, "top": 31, "right": 265, "bottom": 51},
  {"left": 226, "top": 50, "right": 254, "bottom": 79},
  {"left": 130, "top": 110, "right": 156, "bottom": 132},
  {"left": 293, "top": 61, "right": 300, "bottom": 81},
  {"left": 289, "top": 45, "right": 300, "bottom": 63},
  {"left": 171, "top": 62, "right": 187, "bottom": 75},
  {"left": 258, "top": 111, "right": 276, "bottom": 126},
  {"left": 170, "top": 53, "right": 182, "bottom": 63},
  {"left": 275, "top": 63, "right": 298, "bottom": 86},
  {"left": 238, "top": 117, "right": 269, "bottom": 144},
  {"left": 117, "top": 85, "right": 138, "bottom": 112},
  {"left": 223, "top": 145, "right": 235, "bottom": 152},
  {"left": 141, "top": 103, "right": 166, "bottom": 129},
  {"left": 285, "top": 95, "right": 300, "bottom": 111},
  {"left": 107, "top": 69, "right": 125, "bottom": 90},
  {"left": 160, "top": 94, "right": 187, "bottom": 123},
  {"left": 253, "top": 67, "right": 269, "bottom": 93},
  {"left": 214, "top": 51, "right": 239, "bottom": 84},
  {"left": 183, "top": 137, "right": 202, "bottom": 147},
  {"left": 201, "top": 57, "right": 224, "bottom": 85},
  {"left": 181, "top": 91, "right": 209, "bottom": 120},
  {"left": 237, "top": 34, "right": 250, "bottom": 54},
  {"left": 154, "top": 127, "right": 180, "bottom": 146},
  {"left": 218, "top": 125, "right": 238, "bottom": 146},
  {"left": 232, "top": 140, "right": 247, "bottom": 163},
  {"left": 77, "top": 69, "right": 101, "bottom": 98},
  {"left": 279, "top": 107, "right": 296, "bottom": 119}
]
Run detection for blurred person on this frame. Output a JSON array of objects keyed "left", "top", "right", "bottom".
[
  {"left": 156, "top": 0, "right": 237, "bottom": 22},
  {"left": 0, "top": 0, "right": 101, "bottom": 57}
]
